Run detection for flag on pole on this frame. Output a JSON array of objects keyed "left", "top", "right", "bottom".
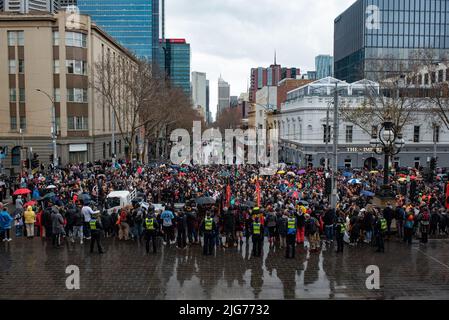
[
  {"left": 226, "top": 184, "right": 231, "bottom": 208},
  {"left": 256, "top": 178, "right": 261, "bottom": 207}
]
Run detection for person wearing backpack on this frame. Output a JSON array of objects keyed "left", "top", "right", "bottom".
[
  {"left": 419, "top": 210, "right": 430, "bottom": 244},
  {"left": 395, "top": 205, "right": 405, "bottom": 239},
  {"left": 305, "top": 213, "right": 320, "bottom": 252},
  {"left": 404, "top": 214, "right": 414, "bottom": 245}
]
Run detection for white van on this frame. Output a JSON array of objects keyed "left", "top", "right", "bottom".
[{"left": 105, "top": 189, "right": 136, "bottom": 215}]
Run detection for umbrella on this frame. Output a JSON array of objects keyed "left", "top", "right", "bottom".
[
  {"left": 298, "top": 200, "right": 309, "bottom": 206},
  {"left": 195, "top": 197, "right": 216, "bottom": 205},
  {"left": 277, "top": 170, "right": 286, "bottom": 175},
  {"left": 398, "top": 177, "right": 407, "bottom": 182},
  {"left": 43, "top": 192, "right": 55, "bottom": 200},
  {"left": 343, "top": 171, "right": 353, "bottom": 178},
  {"left": 348, "top": 179, "right": 361, "bottom": 184},
  {"left": 369, "top": 170, "right": 379, "bottom": 174},
  {"left": 0, "top": 181, "right": 5, "bottom": 186},
  {"left": 286, "top": 171, "right": 296, "bottom": 176},
  {"left": 241, "top": 200, "right": 256, "bottom": 208},
  {"left": 13, "top": 188, "right": 31, "bottom": 196},
  {"left": 297, "top": 169, "right": 306, "bottom": 175},
  {"left": 46, "top": 185, "right": 57, "bottom": 189},
  {"left": 361, "top": 190, "right": 375, "bottom": 197},
  {"left": 23, "top": 200, "right": 37, "bottom": 208}
]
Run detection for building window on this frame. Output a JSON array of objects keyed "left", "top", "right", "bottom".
[
  {"left": 66, "top": 60, "right": 87, "bottom": 75},
  {"left": 434, "top": 125, "right": 440, "bottom": 143},
  {"left": 53, "top": 60, "right": 60, "bottom": 74},
  {"left": 8, "top": 60, "right": 16, "bottom": 74},
  {"left": 103, "top": 143, "right": 106, "bottom": 158},
  {"left": 68, "top": 116, "right": 88, "bottom": 130},
  {"left": 413, "top": 126, "right": 420, "bottom": 143},
  {"left": 67, "top": 88, "right": 88, "bottom": 103},
  {"left": 11, "top": 146, "right": 21, "bottom": 166},
  {"left": 56, "top": 117, "right": 60, "bottom": 133},
  {"left": 323, "top": 125, "right": 331, "bottom": 143},
  {"left": 424, "top": 73, "right": 429, "bottom": 85},
  {"left": 345, "top": 125, "right": 353, "bottom": 143},
  {"left": 7, "top": 31, "right": 24, "bottom": 46},
  {"left": 53, "top": 31, "right": 59, "bottom": 46},
  {"left": 371, "top": 125, "right": 378, "bottom": 139},
  {"left": 9, "top": 88, "right": 16, "bottom": 102},
  {"left": 438, "top": 70, "right": 444, "bottom": 82},
  {"left": 65, "top": 32, "right": 87, "bottom": 48},
  {"left": 54, "top": 88, "right": 60, "bottom": 102},
  {"left": 18, "top": 60, "right": 24, "bottom": 73},
  {"left": 20, "top": 117, "right": 26, "bottom": 129},
  {"left": 10, "top": 117, "right": 17, "bottom": 130},
  {"left": 19, "top": 88, "right": 25, "bottom": 102}
]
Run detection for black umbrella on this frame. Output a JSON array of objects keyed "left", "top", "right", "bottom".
[
  {"left": 195, "top": 197, "right": 216, "bottom": 205},
  {"left": 43, "top": 192, "right": 55, "bottom": 200},
  {"left": 241, "top": 200, "right": 256, "bottom": 208}
]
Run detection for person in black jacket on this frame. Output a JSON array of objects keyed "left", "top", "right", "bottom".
[
  {"left": 223, "top": 207, "right": 235, "bottom": 248},
  {"left": 71, "top": 201, "right": 84, "bottom": 244},
  {"left": 176, "top": 210, "right": 187, "bottom": 249},
  {"left": 323, "top": 207, "right": 336, "bottom": 244},
  {"left": 42, "top": 202, "right": 53, "bottom": 240},
  {"left": 89, "top": 212, "right": 104, "bottom": 254},
  {"left": 383, "top": 203, "right": 394, "bottom": 238},
  {"left": 143, "top": 210, "right": 159, "bottom": 254},
  {"left": 200, "top": 211, "right": 216, "bottom": 255}
]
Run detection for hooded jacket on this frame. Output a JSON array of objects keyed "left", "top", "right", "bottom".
[{"left": 24, "top": 206, "right": 36, "bottom": 224}]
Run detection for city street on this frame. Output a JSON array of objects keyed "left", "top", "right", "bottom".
[{"left": 1, "top": 237, "right": 449, "bottom": 300}]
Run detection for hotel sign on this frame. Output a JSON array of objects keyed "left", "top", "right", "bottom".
[{"left": 346, "top": 147, "right": 382, "bottom": 153}]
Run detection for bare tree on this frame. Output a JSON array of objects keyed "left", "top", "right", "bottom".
[
  {"left": 92, "top": 52, "right": 160, "bottom": 160},
  {"left": 340, "top": 58, "right": 423, "bottom": 137},
  {"left": 214, "top": 107, "right": 242, "bottom": 132}
]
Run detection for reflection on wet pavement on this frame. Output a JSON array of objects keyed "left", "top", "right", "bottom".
[{"left": 1, "top": 237, "right": 449, "bottom": 299}]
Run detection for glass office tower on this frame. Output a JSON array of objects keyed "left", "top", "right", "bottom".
[
  {"left": 76, "top": 0, "right": 160, "bottom": 61},
  {"left": 163, "top": 39, "right": 191, "bottom": 96},
  {"left": 335, "top": 0, "right": 449, "bottom": 82}
]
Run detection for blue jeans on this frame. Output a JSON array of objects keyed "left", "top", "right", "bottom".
[
  {"left": 325, "top": 225, "right": 334, "bottom": 241},
  {"left": 365, "top": 230, "right": 373, "bottom": 243},
  {"left": 15, "top": 225, "right": 23, "bottom": 237},
  {"left": 132, "top": 224, "right": 143, "bottom": 240}
]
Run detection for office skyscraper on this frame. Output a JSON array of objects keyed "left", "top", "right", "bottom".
[
  {"left": 75, "top": 0, "right": 160, "bottom": 61},
  {"left": 334, "top": 0, "right": 449, "bottom": 82},
  {"left": 162, "top": 38, "right": 191, "bottom": 95},
  {"left": 192, "top": 71, "right": 207, "bottom": 117},
  {"left": 1, "top": 0, "right": 59, "bottom": 13},
  {"left": 206, "top": 80, "right": 211, "bottom": 123},
  {"left": 315, "top": 54, "right": 334, "bottom": 79},
  {"left": 218, "top": 76, "right": 230, "bottom": 115}
]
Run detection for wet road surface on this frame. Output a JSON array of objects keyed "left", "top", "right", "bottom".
[{"left": 1, "top": 236, "right": 449, "bottom": 300}]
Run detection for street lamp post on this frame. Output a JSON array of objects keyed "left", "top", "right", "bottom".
[
  {"left": 36, "top": 89, "right": 58, "bottom": 170},
  {"left": 370, "top": 118, "right": 405, "bottom": 197}
]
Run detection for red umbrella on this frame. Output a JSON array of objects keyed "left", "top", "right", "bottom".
[
  {"left": 23, "top": 200, "right": 37, "bottom": 208},
  {"left": 13, "top": 188, "right": 31, "bottom": 196}
]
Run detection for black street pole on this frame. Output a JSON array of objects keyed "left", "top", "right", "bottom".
[{"left": 383, "top": 149, "right": 389, "bottom": 187}]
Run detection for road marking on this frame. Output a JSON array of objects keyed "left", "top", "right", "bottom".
[{"left": 414, "top": 248, "right": 449, "bottom": 271}]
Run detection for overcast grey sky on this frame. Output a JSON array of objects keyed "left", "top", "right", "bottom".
[{"left": 165, "top": 0, "right": 355, "bottom": 120}]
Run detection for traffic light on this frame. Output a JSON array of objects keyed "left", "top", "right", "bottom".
[{"left": 430, "top": 157, "right": 437, "bottom": 172}]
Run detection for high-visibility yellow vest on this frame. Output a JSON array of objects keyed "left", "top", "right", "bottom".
[
  {"left": 145, "top": 218, "right": 155, "bottom": 230},
  {"left": 380, "top": 218, "right": 387, "bottom": 232},
  {"left": 339, "top": 223, "right": 346, "bottom": 234},
  {"left": 205, "top": 218, "right": 213, "bottom": 231},
  {"left": 253, "top": 222, "right": 261, "bottom": 235},
  {"left": 288, "top": 218, "right": 296, "bottom": 230},
  {"left": 89, "top": 220, "right": 97, "bottom": 230}
]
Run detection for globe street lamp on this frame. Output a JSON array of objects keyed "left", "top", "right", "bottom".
[{"left": 370, "top": 118, "right": 405, "bottom": 197}]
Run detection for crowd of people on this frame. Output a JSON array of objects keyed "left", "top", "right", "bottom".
[{"left": 0, "top": 160, "right": 448, "bottom": 258}]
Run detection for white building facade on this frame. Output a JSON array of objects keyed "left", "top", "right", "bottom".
[
  {"left": 270, "top": 77, "right": 449, "bottom": 169},
  {"left": 191, "top": 71, "right": 207, "bottom": 120}
]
